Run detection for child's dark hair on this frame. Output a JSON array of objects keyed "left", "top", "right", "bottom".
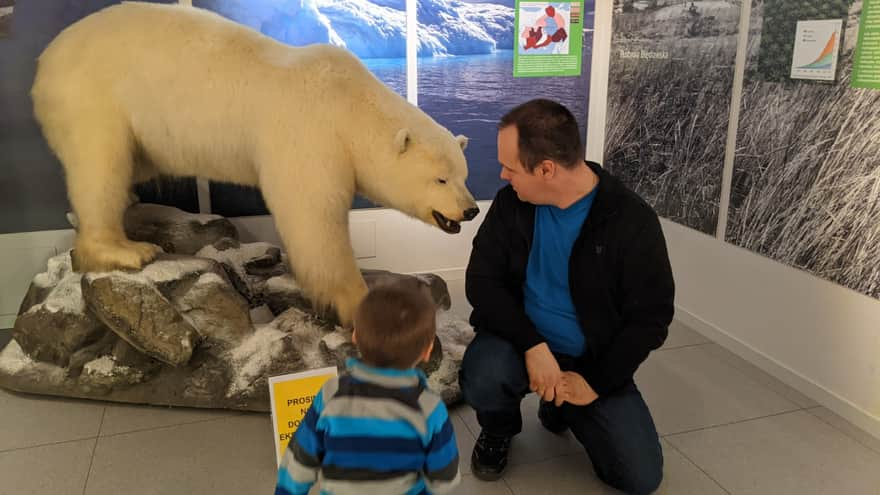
[{"left": 353, "top": 278, "right": 438, "bottom": 369}]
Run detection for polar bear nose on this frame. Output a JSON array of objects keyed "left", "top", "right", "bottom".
[{"left": 463, "top": 207, "right": 479, "bottom": 221}]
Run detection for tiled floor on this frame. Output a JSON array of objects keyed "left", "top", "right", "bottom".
[{"left": 2, "top": 280, "right": 880, "bottom": 494}]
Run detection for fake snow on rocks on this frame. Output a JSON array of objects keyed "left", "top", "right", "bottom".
[
  {"left": 227, "top": 325, "right": 288, "bottom": 396},
  {"left": 436, "top": 310, "right": 474, "bottom": 357},
  {"left": 0, "top": 341, "right": 34, "bottom": 375},
  {"left": 27, "top": 251, "right": 86, "bottom": 315},
  {"left": 197, "top": 242, "right": 278, "bottom": 276},
  {"left": 273, "top": 309, "right": 333, "bottom": 370},
  {"left": 265, "top": 275, "right": 301, "bottom": 293},
  {"left": 193, "top": 271, "right": 226, "bottom": 286},
  {"left": 35, "top": 273, "right": 86, "bottom": 315},
  {"left": 33, "top": 251, "right": 74, "bottom": 288},
  {"left": 84, "top": 258, "right": 215, "bottom": 285},
  {"left": 0, "top": 340, "right": 67, "bottom": 384},
  {"left": 83, "top": 355, "right": 116, "bottom": 376}
]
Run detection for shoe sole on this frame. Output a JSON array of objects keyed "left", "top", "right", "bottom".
[{"left": 471, "top": 457, "right": 506, "bottom": 481}]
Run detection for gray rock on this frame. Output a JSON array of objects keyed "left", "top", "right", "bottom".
[
  {"left": 124, "top": 203, "right": 239, "bottom": 255},
  {"left": 12, "top": 309, "right": 107, "bottom": 368},
  {"left": 165, "top": 267, "right": 253, "bottom": 348},
  {"left": 12, "top": 261, "right": 108, "bottom": 367},
  {"left": 262, "top": 275, "right": 314, "bottom": 316},
  {"left": 362, "top": 269, "right": 452, "bottom": 310},
  {"left": 82, "top": 273, "right": 199, "bottom": 367},
  {"left": 0, "top": 204, "right": 475, "bottom": 412},
  {"left": 197, "top": 241, "right": 289, "bottom": 308},
  {"left": 67, "top": 330, "right": 119, "bottom": 379}
]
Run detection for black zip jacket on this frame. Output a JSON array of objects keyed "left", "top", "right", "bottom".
[{"left": 464, "top": 161, "right": 675, "bottom": 396}]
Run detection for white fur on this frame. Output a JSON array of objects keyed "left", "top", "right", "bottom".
[{"left": 30, "top": 1, "right": 477, "bottom": 326}]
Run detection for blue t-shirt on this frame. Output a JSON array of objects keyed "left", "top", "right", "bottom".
[{"left": 523, "top": 189, "right": 596, "bottom": 357}]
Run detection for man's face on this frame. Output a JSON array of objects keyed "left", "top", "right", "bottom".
[{"left": 497, "top": 125, "right": 545, "bottom": 204}]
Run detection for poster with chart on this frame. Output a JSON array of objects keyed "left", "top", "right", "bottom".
[
  {"left": 727, "top": 0, "right": 880, "bottom": 300},
  {"left": 790, "top": 19, "right": 843, "bottom": 81}
]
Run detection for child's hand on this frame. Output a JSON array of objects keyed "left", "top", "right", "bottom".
[{"left": 553, "top": 371, "right": 598, "bottom": 407}]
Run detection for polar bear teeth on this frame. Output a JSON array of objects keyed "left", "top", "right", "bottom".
[{"left": 432, "top": 210, "right": 461, "bottom": 234}]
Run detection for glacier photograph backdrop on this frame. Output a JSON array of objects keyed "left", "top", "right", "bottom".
[
  {"left": 199, "top": 0, "right": 595, "bottom": 213},
  {"left": 418, "top": 0, "right": 595, "bottom": 201},
  {"left": 194, "top": 0, "right": 411, "bottom": 215}
]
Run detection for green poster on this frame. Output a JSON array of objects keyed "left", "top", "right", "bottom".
[
  {"left": 852, "top": 0, "right": 880, "bottom": 89},
  {"left": 513, "top": 0, "right": 584, "bottom": 77}
]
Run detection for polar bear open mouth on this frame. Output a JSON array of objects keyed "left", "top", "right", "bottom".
[{"left": 432, "top": 210, "right": 461, "bottom": 234}]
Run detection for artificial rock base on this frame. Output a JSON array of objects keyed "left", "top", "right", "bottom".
[{"left": 0, "top": 203, "right": 474, "bottom": 411}]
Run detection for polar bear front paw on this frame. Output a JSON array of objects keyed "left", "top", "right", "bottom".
[{"left": 73, "top": 237, "right": 163, "bottom": 273}]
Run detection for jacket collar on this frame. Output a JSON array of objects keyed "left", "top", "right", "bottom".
[
  {"left": 584, "top": 160, "right": 624, "bottom": 225},
  {"left": 517, "top": 161, "right": 623, "bottom": 220},
  {"left": 345, "top": 358, "right": 426, "bottom": 389}
]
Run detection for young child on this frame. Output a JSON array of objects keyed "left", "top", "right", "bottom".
[{"left": 274, "top": 279, "right": 461, "bottom": 495}]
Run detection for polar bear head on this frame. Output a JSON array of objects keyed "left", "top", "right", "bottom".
[{"left": 357, "top": 126, "right": 479, "bottom": 234}]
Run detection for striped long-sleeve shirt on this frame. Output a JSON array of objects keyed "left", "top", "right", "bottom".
[{"left": 275, "top": 358, "right": 461, "bottom": 495}]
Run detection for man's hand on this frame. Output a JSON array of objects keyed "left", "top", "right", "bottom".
[
  {"left": 525, "top": 343, "right": 562, "bottom": 402},
  {"left": 554, "top": 371, "right": 599, "bottom": 407}
]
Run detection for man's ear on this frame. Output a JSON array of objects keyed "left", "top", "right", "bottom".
[{"left": 537, "top": 159, "right": 556, "bottom": 179}]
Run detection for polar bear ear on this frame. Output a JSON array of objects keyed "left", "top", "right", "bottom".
[
  {"left": 395, "top": 128, "right": 411, "bottom": 154},
  {"left": 456, "top": 134, "right": 469, "bottom": 151}
]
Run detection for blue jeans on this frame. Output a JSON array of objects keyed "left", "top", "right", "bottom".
[{"left": 459, "top": 332, "right": 663, "bottom": 495}]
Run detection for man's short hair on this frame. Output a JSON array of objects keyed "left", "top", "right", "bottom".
[
  {"left": 498, "top": 98, "right": 585, "bottom": 172},
  {"left": 353, "top": 278, "right": 437, "bottom": 369}
]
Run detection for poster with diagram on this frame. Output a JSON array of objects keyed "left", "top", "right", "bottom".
[
  {"left": 727, "top": 0, "right": 880, "bottom": 300},
  {"left": 790, "top": 19, "right": 843, "bottom": 80},
  {"left": 514, "top": 0, "right": 585, "bottom": 77}
]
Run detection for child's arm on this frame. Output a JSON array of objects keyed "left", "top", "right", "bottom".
[
  {"left": 275, "top": 389, "right": 327, "bottom": 495},
  {"left": 422, "top": 401, "right": 461, "bottom": 494}
]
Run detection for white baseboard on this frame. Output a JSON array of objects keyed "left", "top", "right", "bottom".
[
  {"left": 675, "top": 304, "right": 880, "bottom": 441},
  {"left": 0, "top": 315, "right": 15, "bottom": 330}
]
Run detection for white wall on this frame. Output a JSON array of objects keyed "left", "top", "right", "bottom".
[
  {"left": 586, "top": 0, "right": 880, "bottom": 440},
  {"left": 663, "top": 220, "right": 880, "bottom": 440}
]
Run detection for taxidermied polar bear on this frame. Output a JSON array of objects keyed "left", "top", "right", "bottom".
[{"left": 31, "top": 1, "right": 479, "bottom": 326}]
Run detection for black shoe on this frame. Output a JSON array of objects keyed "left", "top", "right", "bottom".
[
  {"left": 538, "top": 400, "right": 568, "bottom": 434},
  {"left": 471, "top": 430, "right": 512, "bottom": 481}
]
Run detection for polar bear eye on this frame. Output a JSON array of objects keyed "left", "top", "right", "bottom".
[{"left": 436, "top": 178, "right": 448, "bottom": 185}]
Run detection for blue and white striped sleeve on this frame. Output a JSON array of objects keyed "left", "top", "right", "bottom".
[
  {"left": 275, "top": 388, "right": 327, "bottom": 495},
  {"left": 422, "top": 399, "right": 461, "bottom": 494}
]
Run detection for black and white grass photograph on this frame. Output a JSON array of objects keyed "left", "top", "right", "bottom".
[
  {"left": 726, "top": 0, "right": 880, "bottom": 299},
  {"left": 0, "top": 0, "right": 14, "bottom": 38},
  {"left": 604, "top": 0, "right": 743, "bottom": 234}
]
